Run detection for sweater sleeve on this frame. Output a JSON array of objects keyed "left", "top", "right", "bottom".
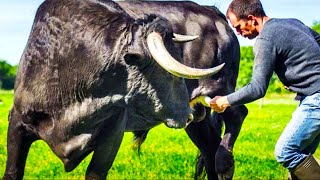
[{"left": 227, "top": 38, "right": 277, "bottom": 106}]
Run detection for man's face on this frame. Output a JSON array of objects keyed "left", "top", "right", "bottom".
[{"left": 228, "top": 12, "right": 258, "bottom": 39}]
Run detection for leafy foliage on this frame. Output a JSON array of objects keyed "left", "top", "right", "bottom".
[
  {"left": 312, "top": 20, "right": 320, "bottom": 33},
  {"left": 0, "top": 60, "right": 17, "bottom": 90},
  {"left": 237, "top": 46, "right": 254, "bottom": 88}
]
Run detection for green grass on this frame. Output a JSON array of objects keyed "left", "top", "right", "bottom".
[{"left": 0, "top": 91, "right": 319, "bottom": 179}]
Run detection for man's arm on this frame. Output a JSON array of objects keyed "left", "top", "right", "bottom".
[
  {"left": 227, "top": 38, "right": 276, "bottom": 106},
  {"left": 210, "top": 38, "right": 277, "bottom": 112}
]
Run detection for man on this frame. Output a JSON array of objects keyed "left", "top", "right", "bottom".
[{"left": 210, "top": 0, "right": 320, "bottom": 179}]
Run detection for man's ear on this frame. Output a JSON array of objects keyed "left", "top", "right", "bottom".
[
  {"left": 248, "top": 15, "right": 258, "bottom": 25},
  {"left": 247, "top": 15, "right": 255, "bottom": 20}
]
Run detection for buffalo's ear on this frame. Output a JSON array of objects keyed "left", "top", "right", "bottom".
[{"left": 124, "top": 53, "right": 148, "bottom": 69}]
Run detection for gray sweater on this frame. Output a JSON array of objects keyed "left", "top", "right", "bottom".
[{"left": 227, "top": 18, "right": 320, "bottom": 106}]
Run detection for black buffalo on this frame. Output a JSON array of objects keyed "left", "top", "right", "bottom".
[
  {"left": 117, "top": 1, "right": 248, "bottom": 180},
  {"left": 3, "top": 0, "right": 224, "bottom": 179}
]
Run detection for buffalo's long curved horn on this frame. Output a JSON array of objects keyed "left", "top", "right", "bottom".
[
  {"left": 173, "top": 33, "right": 199, "bottom": 42},
  {"left": 147, "top": 32, "right": 225, "bottom": 79}
]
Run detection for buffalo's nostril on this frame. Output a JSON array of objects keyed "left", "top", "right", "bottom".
[{"left": 188, "top": 113, "right": 194, "bottom": 122}]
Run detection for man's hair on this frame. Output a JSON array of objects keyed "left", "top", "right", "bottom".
[{"left": 226, "top": 0, "right": 266, "bottom": 20}]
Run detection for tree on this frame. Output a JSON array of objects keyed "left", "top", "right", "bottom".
[
  {"left": 0, "top": 60, "right": 17, "bottom": 89},
  {"left": 237, "top": 46, "right": 254, "bottom": 88},
  {"left": 312, "top": 21, "right": 320, "bottom": 33}
]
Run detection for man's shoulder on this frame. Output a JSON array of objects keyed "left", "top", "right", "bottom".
[
  {"left": 264, "top": 18, "right": 305, "bottom": 30},
  {"left": 265, "top": 18, "right": 301, "bottom": 27},
  {"left": 259, "top": 18, "right": 305, "bottom": 39}
]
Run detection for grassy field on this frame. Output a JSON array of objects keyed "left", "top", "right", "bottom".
[{"left": 0, "top": 90, "right": 319, "bottom": 179}]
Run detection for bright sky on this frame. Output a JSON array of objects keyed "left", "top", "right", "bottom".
[{"left": 1, "top": 0, "right": 319, "bottom": 65}]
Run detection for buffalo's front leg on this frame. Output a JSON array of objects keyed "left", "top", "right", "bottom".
[
  {"left": 3, "top": 109, "right": 38, "bottom": 180},
  {"left": 85, "top": 111, "right": 127, "bottom": 180},
  {"left": 185, "top": 107, "right": 221, "bottom": 180},
  {"left": 215, "top": 105, "right": 248, "bottom": 180}
]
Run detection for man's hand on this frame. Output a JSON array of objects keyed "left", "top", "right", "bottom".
[{"left": 210, "top": 96, "right": 231, "bottom": 113}]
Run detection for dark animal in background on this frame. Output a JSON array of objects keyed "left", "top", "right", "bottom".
[
  {"left": 118, "top": 1, "right": 248, "bottom": 180},
  {"left": 3, "top": 0, "right": 224, "bottom": 179}
]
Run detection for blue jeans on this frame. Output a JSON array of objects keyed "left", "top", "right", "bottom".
[{"left": 274, "top": 92, "right": 320, "bottom": 171}]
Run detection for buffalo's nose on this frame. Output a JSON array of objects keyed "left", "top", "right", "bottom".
[
  {"left": 165, "top": 118, "right": 185, "bottom": 128},
  {"left": 165, "top": 112, "right": 192, "bottom": 129}
]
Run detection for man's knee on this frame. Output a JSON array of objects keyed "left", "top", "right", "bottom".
[{"left": 274, "top": 139, "right": 292, "bottom": 166}]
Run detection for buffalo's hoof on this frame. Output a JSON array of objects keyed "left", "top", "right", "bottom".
[
  {"left": 217, "top": 166, "right": 234, "bottom": 180},
  {"left": 215, "top": 146, "right": 235, "bottom": 180}
]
